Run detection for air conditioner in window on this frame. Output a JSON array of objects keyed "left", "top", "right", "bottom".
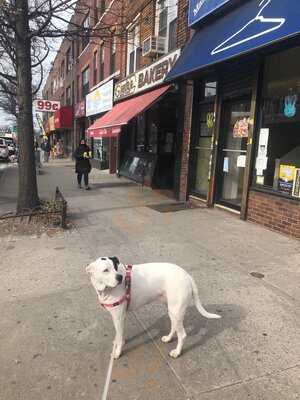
[{"left": 142, "top": 36, "right": 166, "bottom": 57}]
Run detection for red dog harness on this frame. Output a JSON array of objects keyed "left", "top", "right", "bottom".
[{"left": 100, "top": 265, "right": 132, "bottom": 310}]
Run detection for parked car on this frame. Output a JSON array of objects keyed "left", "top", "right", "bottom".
[
  {"left": 0, "top": 138, "right": 9, "bottom": 161},
  {"left": 0, "top": 137, "right": 16, "bottom": 156}
]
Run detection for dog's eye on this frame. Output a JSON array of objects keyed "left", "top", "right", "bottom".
[{"left": 103, "top": 269, "right": 109, "bottom": 273}]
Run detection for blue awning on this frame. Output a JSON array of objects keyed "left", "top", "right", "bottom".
[{"left": 167, "top": 0, "right": 300, "bottom": 81}]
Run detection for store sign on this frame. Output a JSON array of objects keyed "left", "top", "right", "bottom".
[
  {"left": 34, "top": 99, "right": 60, "bottom": 112},
  {"left": 188, "top": 0, "right": 231, "bottom": 27},
  {"left": 167, "top": 0, "right": 300, "bottom": 81},
  {"left": 114, "top": 49, "right": 181, "bottom": 101},
  {"left": 49, "top": 116, "right": 55, "bottom": 131},
  {"left": 86, "top": 80, "right": 114, "bottom": 117},
  {"left": 75, "top": 101, "right": 85, "bottom": 118}
]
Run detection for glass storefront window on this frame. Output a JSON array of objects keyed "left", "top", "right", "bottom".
[
  {"left": 254, "top": 46, "right": 300, "bottom": 199},
  {"left": 136, "top": 114, "right": 146, "bottom": 152},
  {"left": 191, "top": 80, "right": 217, "bottom": 199},
  {"left": 93, "top": 138, "right": 108, "bottom": 164},
  {"left": 204, "top": 81, "right": 217, "bottom": 98}
]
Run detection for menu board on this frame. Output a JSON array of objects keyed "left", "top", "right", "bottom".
[{"left": 119, "top": 151, "right": 157, "bottom": 186}]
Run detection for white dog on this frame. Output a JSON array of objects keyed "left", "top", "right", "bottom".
[{"left": 86, "top": 257, "right": 221, "bottom": 359}]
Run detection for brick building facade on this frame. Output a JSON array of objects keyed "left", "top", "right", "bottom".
[{"left": 42, "top": 0, "right": 300, "bottom": 239}]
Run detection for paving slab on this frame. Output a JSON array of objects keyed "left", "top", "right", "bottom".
[{"left": 0, "top": 161, "right": 299, "bottom": 400}]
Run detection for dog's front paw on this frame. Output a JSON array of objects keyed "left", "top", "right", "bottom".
[
  {"left": 113, "top": 348, "right": 122, "bottom": 359},
  {"left": 161, "top": 335, "right": 173, "bottom": 343},
  {"left": 169, "top": 349, "right": 180, "bottom": 358}
]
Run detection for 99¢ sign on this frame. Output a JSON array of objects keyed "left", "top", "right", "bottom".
[{"left": 34, "top": 100, "right": 60, "bottom": 112}]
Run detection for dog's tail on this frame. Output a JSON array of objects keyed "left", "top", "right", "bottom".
[{"left": 190, "top": 277, "right": 221, "bottom": 319}]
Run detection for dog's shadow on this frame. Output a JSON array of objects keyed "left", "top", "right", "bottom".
[{"left": 124, "top": 303, "right": 246, "bottom": 356}]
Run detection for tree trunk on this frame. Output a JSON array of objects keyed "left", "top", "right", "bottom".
[{"left": 15, "top": 0, "right": 39, "bottom": 212}]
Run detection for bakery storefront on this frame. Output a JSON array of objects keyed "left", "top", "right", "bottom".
[
  {"left": 87, "top": 49, "right": 182, "bottom": 194},
  {"left": 167, "top": 0, "right": 300, "bottom": 237}
]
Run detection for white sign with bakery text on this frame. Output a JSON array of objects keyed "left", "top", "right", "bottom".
[{"left": 114, "top": 49, "right": 181, "bottom": 101}]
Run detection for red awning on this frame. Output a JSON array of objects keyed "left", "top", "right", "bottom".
[
  {"left": 54, "top": 106, "right": 73, "bottom": 129},
  {"left": 87, "top": 85, "right": 171, "bottom": 138}
]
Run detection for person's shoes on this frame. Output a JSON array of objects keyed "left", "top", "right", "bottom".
[
  {"left": 78, "top": 184, "right": 82, "bottom": 189},
  {"left": 85, "top": 186, "right": 91, "bottom": 190}
]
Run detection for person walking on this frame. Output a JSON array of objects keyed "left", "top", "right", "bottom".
[
  {"left": 41, "top": 137, "right": 51, "bottom": 163},
  {"left": 74, "top": 139, "right": 92, "bottom": 190}
]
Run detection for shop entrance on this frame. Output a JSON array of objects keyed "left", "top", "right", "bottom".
[
  {"left": 190, "top": 102, "right": 214, "bottom": 199},
  {"left": 216, "top": 97, "right": 251, "bottom": 210}
]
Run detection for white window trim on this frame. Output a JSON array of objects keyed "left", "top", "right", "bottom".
[
  {"left": 126, "top": 22, "right": 140, "bottom": 76},
  {"left": 155, "top": 0, "right": 178, "bottom": 51}
]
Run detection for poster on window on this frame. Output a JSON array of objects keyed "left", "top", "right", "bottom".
[
  {"left": 278, "top": 164, "right": 296, "bottom": 194},
  {"left": 292, "top": 168, "right": 300, "bottom": 198},
  {"left": 258, "top": 128, "right": 269, "bottom": 157},
  {"left": 233, "top": 118, "right": 249, "bottom": 138}
]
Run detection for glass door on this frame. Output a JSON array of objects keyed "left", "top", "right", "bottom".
[
  {"left": 216, "top": 98, "right": 251, "bottom": 209},
  {"left": 192, "top": 102, "right": 215, "bottom": 198}
]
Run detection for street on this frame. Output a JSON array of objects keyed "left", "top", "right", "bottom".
[{"left": 0, "top": 161, "right": 300, "bottom": 400}]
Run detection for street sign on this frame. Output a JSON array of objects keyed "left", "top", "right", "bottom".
[{"left": 34, "top": 99, "right": 60, "bottom": 112}]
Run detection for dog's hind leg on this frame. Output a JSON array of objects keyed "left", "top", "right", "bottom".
[
  {"left": 161, "top": 313, "right": 176, "bottom": 343},
  {"left": 168, "top": 310, "right": 187, "bottom": 358}
]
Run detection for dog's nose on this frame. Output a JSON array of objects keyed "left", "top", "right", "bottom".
[{"left": 116, "top": 274, "right": 123, "bottom": 284}]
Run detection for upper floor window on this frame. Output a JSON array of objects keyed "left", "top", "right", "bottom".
[
  {"left": 110, "top": 36, "right": 116, "bottom": 75},
  {"left": 93, "top": 51, "right": 98, "bottom": 85},
  {"left": 76, "top": 75, "right": 80, "bottom": 102},
  {"left": 82, "top": 67, "right": 90, "bottom": 97},
  {"left": 66, "top": 47, "right": 72, "bottom": 73},
  {"left": 66, "top": 86, "right": 72, "bottom": 105},
  {"left": 99, "top": 44, "right": 105, "bottom": 82},
  {"left": 127, "top": 23, "right": 140, "bottom": 75},
  {"left": 60, "top": 60, "right": 65, "bottom": 79},
  {"left": 156, "top": 0, "right": 178, "bottom": 52},
  {"left": 99, "top": 0, "right": 105, "bottom": 14},
  {"left": 82, "top": 14, "right": 90, "bottom": 50}
]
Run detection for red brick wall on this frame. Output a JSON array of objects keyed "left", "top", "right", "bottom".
[
  {"left": 247, "top": 190, "right": 300, "bottom": 239},
  {"left": 177, "top": 0, "right": 190, "bottom": 48}
]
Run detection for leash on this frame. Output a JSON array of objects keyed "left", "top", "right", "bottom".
[
  {"left": 100, "top": 265, "right": 133, "bottom": 399},
  {"left": 101, "top": 342, "right": 116, "bottom": 400}
]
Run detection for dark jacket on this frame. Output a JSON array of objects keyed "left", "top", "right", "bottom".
[
  {"left": 41, "top": 141, "right": 51, "bottom": 152},
  {"left": 74, "top": 144, "right": 92, "bottom": 174}
]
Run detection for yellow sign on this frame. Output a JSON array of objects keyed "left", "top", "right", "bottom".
[{"left": 278, "top": 164, "right": 296, "bottom": 194}]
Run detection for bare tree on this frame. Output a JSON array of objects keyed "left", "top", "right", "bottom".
[{"left": 0, "top": 0, "right": 125, "bottom": 213}]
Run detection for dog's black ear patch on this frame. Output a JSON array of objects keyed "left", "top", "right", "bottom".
[{"left": 109, "top": 257, "right": 120, "bottom": 271}]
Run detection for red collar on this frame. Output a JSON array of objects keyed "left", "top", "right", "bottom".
[{"left": 99, "top": 265, "right": 132, "bottom": 310}]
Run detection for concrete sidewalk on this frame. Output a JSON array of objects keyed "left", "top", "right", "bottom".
[{"left": 0, "top": 160, "right": 299, "bottom": 400}]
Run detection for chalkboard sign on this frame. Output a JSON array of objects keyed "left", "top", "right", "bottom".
[{"left": 119, "top": 151, "right": 157, "bottom": 186}]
